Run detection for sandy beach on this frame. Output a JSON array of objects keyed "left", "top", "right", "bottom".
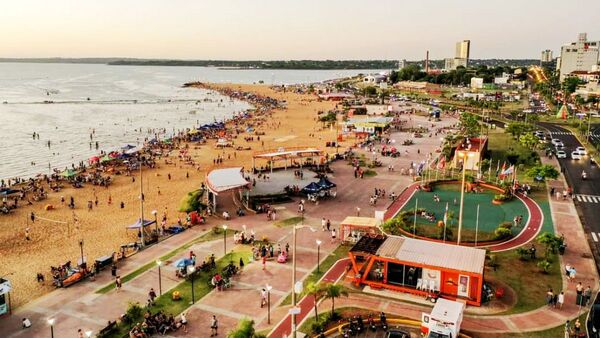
[{"left": 0, "top": 83, "right": 340, "bottom": 308}]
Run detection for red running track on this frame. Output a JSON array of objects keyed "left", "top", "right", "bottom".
[
  {"left": 268, "top": 258, "right": 350, "bottom": 338},
  {"left": 383, "top": 183, "right": 544, "bottom": 252}
]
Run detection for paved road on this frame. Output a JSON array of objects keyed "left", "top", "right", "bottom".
[{"left": 537, "top": 122, "right": 600, "bottom": 258}]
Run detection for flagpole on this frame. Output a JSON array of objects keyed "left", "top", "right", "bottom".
[
  {"left": 475, "top": 204, "right": 480, "bottom": 247},
  {"left": 443, "top": 202, "right": 448, "bottom": 243},
  {"left": 413, "top": 198, "right": 418, "bottom": 238},
  {"left": 488, "top": 159, "right": 493, "bottom": 182}
]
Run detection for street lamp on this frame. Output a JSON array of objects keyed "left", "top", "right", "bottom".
[
  {"left": 222, "top": 224, "right": 228, "bottom": 256},
  {"left": 78, "top": 239, "right": 85, "bottom": 268},
  {"left": 315, "top": 240, "right": 322, "bottom": 273},
  {"left": 151, "top": 210, "right": 158, "bottom": 238},
  {"left": 187, "top": 266, "right": 196, "bottom": 304},
  {"left": 85, "top": 330, "right": 93, "bottom": 338},
  {"left": 156, "top": 260, "right": 162, "bottom": 296},
  {"left": 291, "top": 224, "right": 316, "bottom": 338},
  {"left": 266, "top": 284, "right": 273, "bottom": 324},
  {"left": 47, "top": 318, "right": 55, "bottom": 338},
  {"left": 457, "top": 152, "right": 475, "bottom": 245}
]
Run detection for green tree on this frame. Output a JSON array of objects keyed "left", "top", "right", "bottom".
[
  {"left": 526, "top": 164, "right": 560, "bottom": 181},
  {"left": 178, "top": 189, "right": 206, "bottom": 213},
  {"left": 306, "top": 282, "right": 325, "bottom": 321},
  {"left": 363, "top": 86, "right": 377, "bottom": 96},
  {"left": 323, "top": 283, "right": 349, "bottom": 315},
  {"left": 505, "top": 122, "right": 534, "bottom": 138},
  {"left": 518, "top": 133, "right": 539, "bottom": 149},
  {"left": 459, "top": 112, "right": 480, "bottom": 137},
  {"left": 536, "top": 232, "right": 563, "bottom": 258},
  {"left": 227, "top": 318, "right": 266, "bottom": 338},
  {"left": 563, "top": 77, "right": 584, "bottom": 97}
]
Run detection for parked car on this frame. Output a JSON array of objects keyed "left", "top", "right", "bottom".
[
  {"left": 576, "top": 146, "right": 587, "bottom": 155},
  {"left": 556, "top": 150, "right": 567, "bottom": 159},
  {"left": 386, "top": 329, "right": 411, "bottom": 338},
  {"left": 572, "top": 151, "right": 582, "bottom": 160}
]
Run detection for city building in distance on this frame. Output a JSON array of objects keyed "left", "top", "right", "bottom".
[
  {"left": 445, "top": 39, "right": 470, "bottom": 70},
  {"left": 558, "top": 33, "right": 600, "bottom": 80}
]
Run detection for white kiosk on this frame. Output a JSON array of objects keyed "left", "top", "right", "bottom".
[{"left": 0, "top": 278, "right": 12, "bottom": 316}]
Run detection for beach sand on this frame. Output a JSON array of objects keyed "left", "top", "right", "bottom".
[{"left": 0, "top": 83, "right": 341, "bottom": 308}]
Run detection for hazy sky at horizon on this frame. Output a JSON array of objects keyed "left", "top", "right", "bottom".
[{"left": 2, "top": 0, "right": 600, "bottom": 60}]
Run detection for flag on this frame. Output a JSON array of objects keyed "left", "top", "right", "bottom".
[
  {"left": 501, "top": 165, "right": 514, "bottom": 176},
  {"left": 443, "top": 202, "right": 449, "bottom": 225},
  {"left": 437, "top": 156, "right": 446, "bottom": 170},
  {"left": 498, "top": 162, "right": 507, "bottom": 178}
]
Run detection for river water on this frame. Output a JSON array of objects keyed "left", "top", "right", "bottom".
[{"left": 0, "top": 63, "right": 377, "bottom": 180}]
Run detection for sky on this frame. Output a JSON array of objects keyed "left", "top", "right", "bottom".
[{"left": 2, "top": 0, "right": 600, "bottom": 60}]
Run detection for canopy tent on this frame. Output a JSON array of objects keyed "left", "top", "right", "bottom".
[
  {"left": 301, "top": 182, "right": 323, "bottom": 195},
  {"left": 125, "top": 219, "right": 156, "bottom": 229},
  {"left": 340, "top": 216, "right": 380, "bottom": 243},
  {"left": 252, "top": 147, "right": 325, "bottom": 173},
  {"left": 173, "top": 258, "right": 194, "bottom": 268},
  {"left": 61, "top": 169, "right": 76, "bottom": 178},
  {"left": 317, "top": 177, "right": 336, "bottom": 190}
]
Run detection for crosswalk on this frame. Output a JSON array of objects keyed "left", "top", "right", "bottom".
[
  {"left": 549, "top": 131, "right": 573, "bottom": 136},
  {"left": 592, "top": 232, "right": 599, "bottom": 242},
  {"left": 575, "top": 194, "right": 600, "bottom": 203}
]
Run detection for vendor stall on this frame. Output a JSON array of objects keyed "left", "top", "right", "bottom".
[
  {"left": 349, "top": 235, "right": 485, "bottom": 306},
  {"left": 339, "top": 216, "right": 380, "bottom": 244}
]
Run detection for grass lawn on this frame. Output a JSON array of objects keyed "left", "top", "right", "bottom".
[
  {"left": 364, "top": 169, "right": 378, "bottom": 177},
  {"left": 274, "top": 216, "right": 303, "bottom": 228},
  {"left": 96, "top": 228, "right": 234, "bottom": 294},
  {"left": 280, "top": 244, "right": 351, "bottom": 306},
  {"left": 103, "top": 247, "right": 252, "bottom": 338},
  {"left": 487, "top": 249, "right": 562, "bottom": 315}
]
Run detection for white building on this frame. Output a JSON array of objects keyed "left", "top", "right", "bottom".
[
  {"left": 470, "top": 77, "right": 484, "bottom": 89},
  {"left": 398, "top": 59, "right": 407, "bottom": 70},
  {"left": 559, "top": 33, "right": 600, "bottom": 80},
  {"left": 541, "top": 49, "right": 553, "bottom": 63},
  {"left": 456, "top": 40, "right": 470, "bottom": 59}
]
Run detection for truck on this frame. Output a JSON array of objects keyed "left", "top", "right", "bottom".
[{"left": 421, "top": 298, "right": 464, "bottom": 338}]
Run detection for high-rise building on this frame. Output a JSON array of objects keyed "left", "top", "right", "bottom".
[
  {"left": 541, "top": 50, "right": 553, "bottom": 63},
  {"left": 456, "top": 40, "right": 471, "bottom": 59},
  {"left": 398, "top": 59, "right": 406, "bottom": 70},
  {"left": 559, "top": 33, "right": 600, "bottom": 80}
]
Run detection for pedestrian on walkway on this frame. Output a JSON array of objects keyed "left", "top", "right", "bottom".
[
  {"left": 322, "top": 218, "right": 326, "bottom": 231},
  {"left": 326, "top": 219, "right": 331, "bottom": 231},
  {"left": 78, "top": 329, "right": 84, "bottom": 338},
  {"left": 555, "top": 191, "right": 561, "bottom": 201},
  {"left": 115, "top": 276, "right": 122, "bottom": 292},
  {"left": 210, "top": 315, "right": 218, "bottom": 336},
  {"left": 111, "top": 263, "right": 117, "bottom": 277},
  {"left": 331, "top": 228, "right": 336, "bottom": 243},
  {"left": 262, "top": 255, "right": 267, "bottom": 270},
  {"left": 557, "top": 291, "right": 565, "bottom": 309},
  {"left": 585, "top": 286, "right": 592, "bottom": 305},
  {"left": 148, "top": 288, "right": 157, "bottom": 305},
  {"left": 546, "top": 289, "right": 554, "bottom": 306},
  {"left": 180, "top": 312, "right": 188, "bottom": 333},
  {"left": 550, "top": 187, "right": 555, "bottom": 196},
  {"left": 260, "top": 288, "right": 267, "bottom": 308}
]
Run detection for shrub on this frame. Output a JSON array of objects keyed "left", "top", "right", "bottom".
[
  {"left": 516, "top": 247, "right": 530, "bottom": 261},
  {"left": 494, "top": 227, "right": 512, "bottom": 240},
  {"left": 537, "top": 260, "right": 552, "bottom": 274},
  {"left": 499, "top": 221, "right": 513, "bottom": 230}
]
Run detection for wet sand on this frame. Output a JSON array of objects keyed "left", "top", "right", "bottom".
[{"left": 0, "top": 83, "right": 340, "bottom": 308}]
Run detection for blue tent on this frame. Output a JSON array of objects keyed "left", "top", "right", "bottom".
[
  {"left": 125, "top": 219, "right": 156, "bottom": 229},
  {"left": 317, "top": 177, "right": 336, "bottom": 190},
  {"left": 301, "top": 182, "right": 323, "bottom": 195},
  {"left": 173, "top": 258, "right": 194, "bottom": 268}
]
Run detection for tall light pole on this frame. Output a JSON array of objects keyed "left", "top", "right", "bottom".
[
  {"left": 78, "top": 239, "right": 85, "bottom": 268},
  {"left": 188, "top": 266, "right": 196, "bottom": 304},
  {"left": 152, "top": 209, "right": 158, "bottom": 238},
  {"left": 47, "top": 318, "right": 55, "bottom": 338},
  {"left": 139, "top": 156, "right": 145, "bottom": 247},
  {"left": 457, "top": 152, "right": 474, "bottom": 245},
  {"left": 222, "top": 224, "right": 228, "bottom": 256},
  {"left": 316, "top": 240, "right": 322, "bottom": 273},
  {"left": 291, "top": 224, "right": 315, "bottom": 338},
  {"left": 266, "top": 284, "right": 272, "bottom": 324},
  {"left": 156, "top": 260, "right": 162, "bottom": 296}
]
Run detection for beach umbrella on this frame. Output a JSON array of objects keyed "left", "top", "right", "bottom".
[
  {"left": 317, "top": 177, "right": 336, "bottom": 190},
  {"left": 89, "top": 156, "right": 100, "bottom": 163},
  {"left": 61, "top": 169, "right": 76, "bottom": 178}
]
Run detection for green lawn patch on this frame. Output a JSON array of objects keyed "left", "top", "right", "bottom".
[
  {"left": 280, "top": 244, "right": 351, "bottom": 306},
  {"left": 274, "top": 216, "right": 303, "bottom": 228},
  {"left": 487, "top": 249, "right": 562, "bottom": 315},
  {"left": 96, "top": 228, "right": 234, "bottom": 294},
  {"left": 102, "top": 247, "right": 252, "bottom": 338},
  {"left": 483, "top": 311, "right": 587, "bottom": 338},
  {"left": 363, "top": 169, "right": 378, "bottom": 177}
]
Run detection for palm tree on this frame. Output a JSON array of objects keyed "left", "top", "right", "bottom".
[
  {"left": 323, "top": 283, "right": 349, "bottom": 316},
  {"left": 306, "top": 282, "right": 325, "bottom": 321}
]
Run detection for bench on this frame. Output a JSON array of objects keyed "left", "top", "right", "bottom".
[{"left": 98, "top": 320, "right": 116, "bottom": 337}]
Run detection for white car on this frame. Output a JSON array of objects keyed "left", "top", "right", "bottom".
[
  {"left": 551, "top": 138, "right": 562, "bottom": 146},
  {"left": 571, "top": 151, "right": 582, "bottom": 160},
  {"left": 556, "top": 150, "right": 567, "bottom": 159},
  {"left": 554, "top": 141, "right": 564, "bottom": 148},
  {"left": 576, "top": 147, "right": 587, "bottom": 155}
]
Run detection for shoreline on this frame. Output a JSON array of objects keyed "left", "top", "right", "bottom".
[{"left": 0, "top": 82, "right": 339, "bottom": 309}]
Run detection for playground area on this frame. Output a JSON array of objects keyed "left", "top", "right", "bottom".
[{"left": 401, "top": 183, "right": 528, "bottom": 242}]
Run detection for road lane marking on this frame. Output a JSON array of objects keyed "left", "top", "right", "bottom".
[
  {"left": 592, "top": 232, "right": 598, "bottom": 242},
  {"left": 575, "top": 194, "right": 600, "bottom": 204}
]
